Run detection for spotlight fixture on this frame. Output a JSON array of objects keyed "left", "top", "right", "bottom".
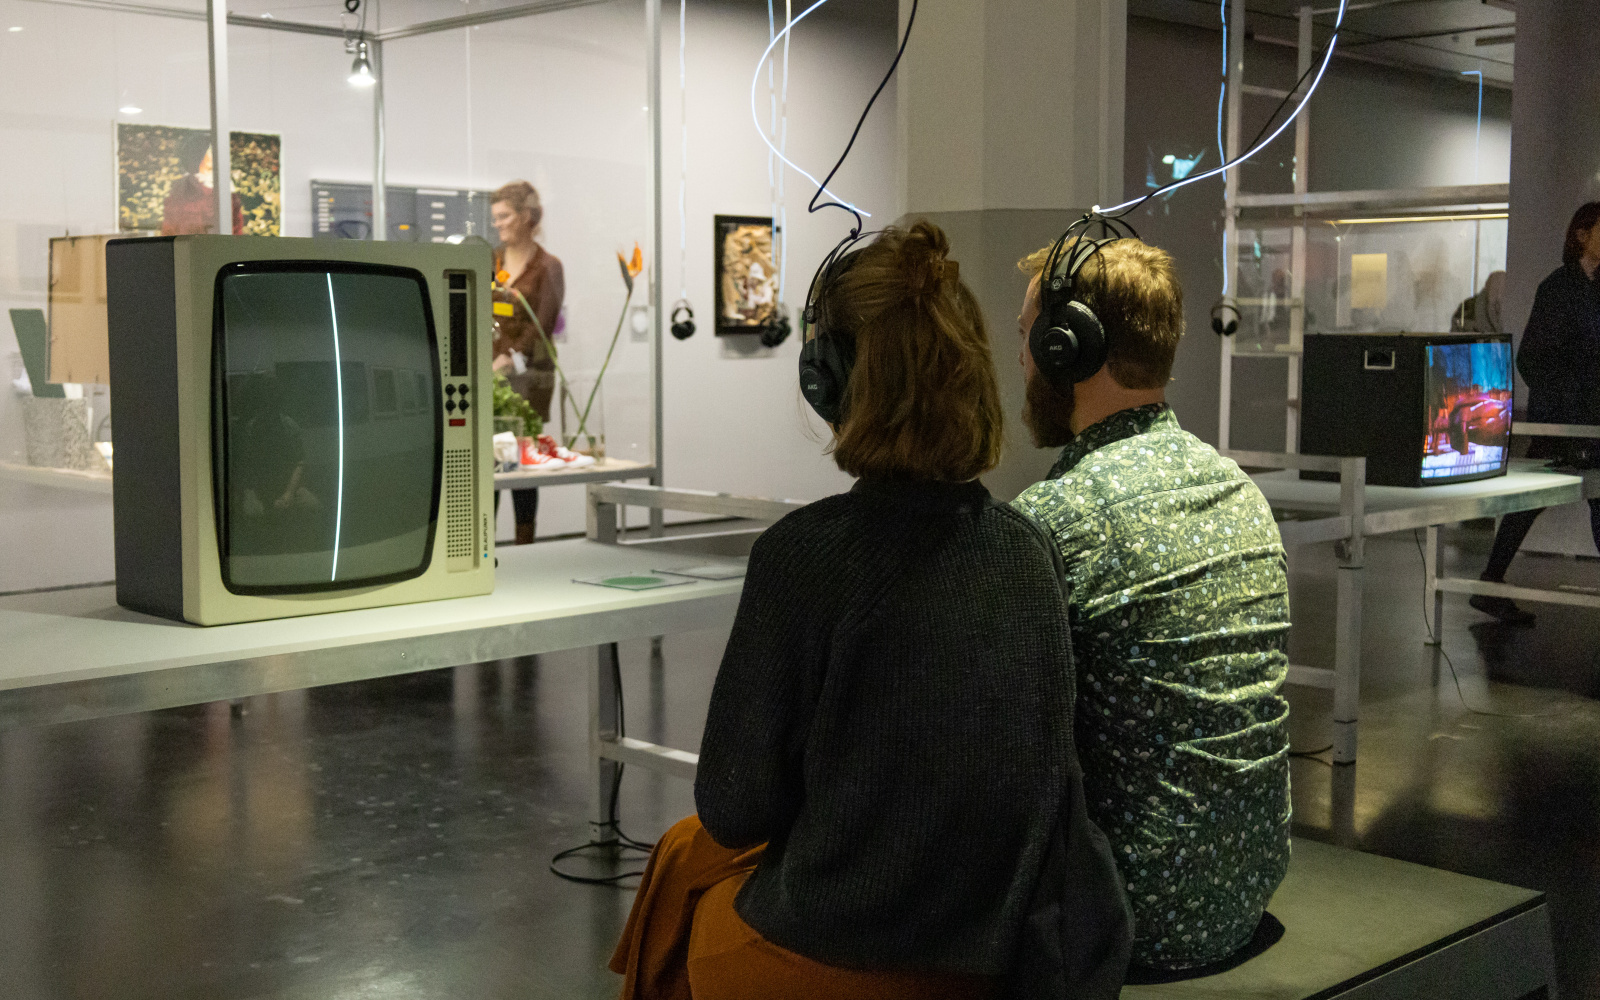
[
  {"left": 119, "top": 105, "right": 143, "bottom": 115},
  {"left": 348, "top": 40, "right": 377, "bottom": 87},
  {"left": 7, "top": 25, "right": 22, "bottom": 32}
]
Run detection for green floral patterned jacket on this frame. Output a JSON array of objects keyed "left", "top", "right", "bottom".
[{"left": 1012, "top": 404, "right": 1291, "bottom": 970}]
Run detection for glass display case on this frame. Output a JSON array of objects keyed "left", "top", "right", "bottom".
[
  {"left": 0, "top": 0, "right": 660, "bottom": 592},
  {"left": 1231, "top": 215, "right": 1509, "bottom": 356}
]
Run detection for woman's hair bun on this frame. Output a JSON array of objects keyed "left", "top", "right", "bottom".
[{"left": 896, "top": 220, "right": 957, "bottom": 304}]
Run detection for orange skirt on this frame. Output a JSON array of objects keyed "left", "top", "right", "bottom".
[{"left": 610, "top": 815, "right": 999, "bottom": 1000}]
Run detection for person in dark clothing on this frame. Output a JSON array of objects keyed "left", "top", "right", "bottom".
[
  {"left": 1473, "top": 202, "right": 1600, "bottom": 626},
  {"left": 610, "top": 222, "right": 1133, "bottom": 1000}
]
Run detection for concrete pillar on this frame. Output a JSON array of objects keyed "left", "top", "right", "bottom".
[
  {"left": 896, "top": 0, "right": 1126, "bottom": 501},
  {"left": 1505, "top": 0, "right": 1600, "bottom": 351}
]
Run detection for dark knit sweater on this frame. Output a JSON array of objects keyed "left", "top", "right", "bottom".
[{"left": 694, "top": 476, "right": 1125, "bottom": 979}]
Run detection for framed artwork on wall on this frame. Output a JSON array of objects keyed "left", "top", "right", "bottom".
[
  {"left": 713, "top": 214, "right": 779, "bottom": 336},
  {"left": 116, "top": 124, "right": 282, "bottom": 236}
]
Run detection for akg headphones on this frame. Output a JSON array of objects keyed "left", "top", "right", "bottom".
[
  {"left": 1210, "top": 296, "right": 1239, "bottom": 336},
  {"left": 1027, "top": 213, "right": 1143, "bottom": 395},
  {"left": 1029, "top": 237, "right": 1114, "bottom": 393},
  {"left": 797, "top": 233, "right": 872, "bottom": 424},
  {"left": 670, "top": 300, "right": 696, "bottom": 340}
]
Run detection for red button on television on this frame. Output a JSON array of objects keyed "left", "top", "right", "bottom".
[{"left": 449, "top": 418, "right": 466, "bottom": 426}]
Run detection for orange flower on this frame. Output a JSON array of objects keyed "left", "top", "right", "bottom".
[
  {"left": 616, "top": 243, "right": 644, "bottom": 292},
  {"left": 495, "top": 269, "right": 510, "bottom": 286}
]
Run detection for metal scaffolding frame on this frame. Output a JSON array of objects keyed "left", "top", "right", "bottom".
[{"left": 1219, "top": 2, "right": 1509, "bottom": 455}]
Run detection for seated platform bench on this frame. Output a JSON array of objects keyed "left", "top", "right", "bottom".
[{"left": 1122, "top": 838, "right": 1556, "bottom": 999}]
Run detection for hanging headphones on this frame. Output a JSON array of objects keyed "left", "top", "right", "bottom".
[
  {"left": 670, "top": 300, "right": 696, "bottom": 340},
  {"left": 797, "top": 232, "right": 872, "bottom": 424},
  {"left": 760, "top": 308, "right": 792, "bottom": 348},
  {"left": 1211, "top": 296, "right": 1239, "bottom": 336},
  {"left": 1027, "top": 214, "right": 1141, "bottom": 395}
]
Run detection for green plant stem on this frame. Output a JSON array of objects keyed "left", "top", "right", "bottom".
[
  {"left": 573, "top": 282, "right": 633, "bottom": 445},
  {"left": 508, "top": 288, "right": 572, "bottom": 398}
]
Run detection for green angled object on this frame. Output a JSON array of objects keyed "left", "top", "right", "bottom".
[{"left": 9, "top": 309, "right": 65, "bottom": 398}]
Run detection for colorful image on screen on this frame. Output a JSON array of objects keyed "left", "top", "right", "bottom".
[{"left": 1422, "top": 340, "right": 1511, "bottom": 481}]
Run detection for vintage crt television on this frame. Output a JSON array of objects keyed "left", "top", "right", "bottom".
[
  {"left": 1299, "top": 331, "right": 1513, "bottom": 488},
  {"left": 106, "top": 235, "right": 494, "bottom": 625}
]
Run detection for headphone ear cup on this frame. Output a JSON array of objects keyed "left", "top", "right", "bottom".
[
  {"left": 1029, "top": 310, "right": 1080, "bottom": 394},
  {"left": 798, "top": 334, "right": 852, "bottom": 424},
  {"left": 1062, "top": 300, "right": 1107, "bottom": 382},
  {"left": 1028, "top": 298, "right": 1108, "bottom": 393}
]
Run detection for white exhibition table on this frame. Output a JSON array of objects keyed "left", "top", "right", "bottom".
[
  {"left": 0, "top": 538, "right": 742, "bottom": 733},
  {"left": 1229, "top": 454, "right": 1600, "bottom": 842}
]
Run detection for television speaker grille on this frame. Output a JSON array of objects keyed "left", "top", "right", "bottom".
[{"left": 444, "top": 448, "right": 475, "bottom": 561}]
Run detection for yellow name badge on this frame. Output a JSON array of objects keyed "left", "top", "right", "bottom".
[{"left": 493, "top": 301, "right": 514, "bottom": 317}]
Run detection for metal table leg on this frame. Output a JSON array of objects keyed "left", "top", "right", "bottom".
[
  {"left": 1330, "top": 459, "right": 1366, "bottom": 845},
  {"left": 1332, "top": 459, "right": 1366, "bottom": 766},
  {"left": 1424, "top": 525, "right": 1444, "bottom": 644},
  {"left": 588, "top": 642, "right": 622, "bottom": 846}
]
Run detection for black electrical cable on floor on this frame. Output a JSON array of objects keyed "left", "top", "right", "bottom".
[
  {"left": 1410, "top": 529, "right": 1562, "bottom": 721},
  {"left": 1289, "top": 744, "right": 1335, "bottom": 764},
  {"left": 549, "top": 652, "right": 658, "bottom": 886}
]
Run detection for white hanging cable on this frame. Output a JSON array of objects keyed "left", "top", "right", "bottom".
[
  {"left": 767, "top": 0, "right": 779, "bottom": 260},
  {"left": 778, "top": 0, "right": 791, "bottom": 304},
  {"left": 678, "top": 0, "right": 688, "bottom": 301},
  {"left": 1217, "top": 0, "right": 1230, "bottom": 296},
  {"left": 750, "top": 0, "right": 869, "bottom": 219},
  {"left": 1096, "top": 0, "right": 1348, "bottom": 219}
]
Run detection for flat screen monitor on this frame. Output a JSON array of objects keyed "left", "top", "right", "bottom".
[
  {"left": 1421, "top": 339, "right": 1512, "bottom": 483},
  {"left": 107, "top": 236, "right": 494, "bottom": 625}
]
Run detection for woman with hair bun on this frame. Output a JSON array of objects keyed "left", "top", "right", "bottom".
[
  {"left": 610, "top": 222, "right": 1132, "bottom": 1000},
  {"left": 490, "top": 179, "right": 564, "bottom": 544}
]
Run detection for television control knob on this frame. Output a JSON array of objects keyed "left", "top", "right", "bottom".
[
  {"left": 446, "top": 384, "right": 457, "bottom": 395},
  {"left": 445, "top": 399, "right": 457, "bottom": 413},
  {"left": 457, "top": 399, "right": 469, "bottom": 412},
  {"left": 459, "top": 384, "right": 469, "bottom": 396}
]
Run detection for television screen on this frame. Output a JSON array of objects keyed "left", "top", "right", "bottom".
[
  {"left": 214, "top": 264, "right": 440, "bottom": 592},
  {"left": 1422, "top": 339, "right": 1511, "bottom": 482}
]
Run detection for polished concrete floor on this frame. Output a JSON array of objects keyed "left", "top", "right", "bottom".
[{"left": 1, "top": 524, "right": 1597, "bottom": 999}]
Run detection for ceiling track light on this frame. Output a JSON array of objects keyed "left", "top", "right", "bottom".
[{"left": 349, "top": 39, "right": 377, "bottom": 87}]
